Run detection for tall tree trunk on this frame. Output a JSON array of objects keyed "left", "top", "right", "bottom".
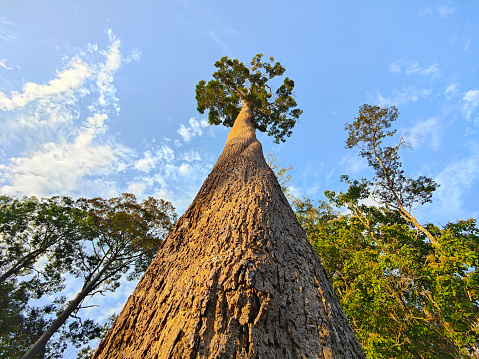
[
  {"left": 93, "top": 104, "right": 365, "bottom": 358},
  {"left": 21, "top": 256, "right": 116, "bottom": 359}
]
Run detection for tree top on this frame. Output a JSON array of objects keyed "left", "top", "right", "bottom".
[{"left": 195, "top": 54, "right": 302, "bottom": 143}]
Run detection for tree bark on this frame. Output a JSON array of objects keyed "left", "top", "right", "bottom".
[
  {"left": 21, "top": 256, "right": 116, "bottom": 359},
  {"left": 93, "top": 103, "right": 365, "bottom": 358}
]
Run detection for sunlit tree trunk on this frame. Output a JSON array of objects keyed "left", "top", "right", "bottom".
[{"left": 93, "top": 104, "right": 364, "bottom": 358}]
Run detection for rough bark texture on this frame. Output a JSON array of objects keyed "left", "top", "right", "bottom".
[{"left": 93, "top": 105, "right": 365, "bottom": 358}]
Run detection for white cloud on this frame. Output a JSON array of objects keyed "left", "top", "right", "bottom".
[
  {"left": 462, "top": 89, "right": 479, "bottom": 124},
  {"left": 445, "top": 83, "right": 458, "bottom": 98},
  {"left": 0, "top": 59, "right": 11, "bottom": 70},
  {"left": 339, "top": 154, "right": 368, "bottom": 174},
  {"left": 182, "top": 150, "right": 201, "bottom": 162},
  {"left": 159, "top": 145, "right": 175, "bottom": 161},
  {"left": 126, "top": 157, "right": 213, "bottom": 214},
  {"left": 433, "top": 153, "right": 479, "bottom": 219},
  {"left": 0, "top": 29, "right": 214, "bottom": 216},
  {"left": 418, "top": 8, "right": 433, "bottom": 17},
  {"left": 134, "top": 152, "right": 155, "bottom": 172},
  {"left": 177, "top": 118, "right": 209, "bottom": 142},
  {"left": 0, "top": 114, "right": 129, "bottom": 197},
  {"left": 96, "top": 30, "right": 122, "bottom": 108},
  {"left": 419, "top": 5, "right": 456, "bottom": 18},
  {"left": 0, "top": 57, "right": 92, "bottom": 111},
  {"left": 437, "top": 5, "right": 456, "bottom": 18},
  {"left": 178, "top": 163, "right": 190, "bottom": 176},
  {"left": 133, "top": 145, "right": 175, "bottom": 173},
  {"left": 376, "top": 86, "right": 432, "bottom": 107}
]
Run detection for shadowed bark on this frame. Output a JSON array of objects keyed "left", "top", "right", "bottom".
[{"left": 93, "top": 104, "right": 365, "bottom": 358}]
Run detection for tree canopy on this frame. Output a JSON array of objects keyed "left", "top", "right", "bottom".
[
  {"left": 195, "top": 54, "right": 302, "bottom": 143},
  {"left": 0, "top": 193, "right": 176, "bottom": 359},
  {"left": 296, "top": 195, "right": 478, "bottom": 358}
]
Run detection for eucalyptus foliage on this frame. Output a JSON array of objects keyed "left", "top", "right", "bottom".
[{"left": 196, "top": 54, "right": 302, "bottom": 143}]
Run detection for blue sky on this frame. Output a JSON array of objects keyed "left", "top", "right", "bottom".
[{"left": 1, "top": 1, "right": 478, "bottom": 354}]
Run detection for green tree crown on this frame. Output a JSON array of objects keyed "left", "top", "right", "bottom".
[{"left": 195, "top": 54, "right": 302, "bottom": 143}]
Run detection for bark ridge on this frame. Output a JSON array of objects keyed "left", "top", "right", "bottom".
[{"left": 93, "top": 106, "right": 365, "bottom": 358}]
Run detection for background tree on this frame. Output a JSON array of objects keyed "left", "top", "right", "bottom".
[
  {"left": 0, "top": 195, "right": 98, "bottom": 359},
  {"left": 75, "top": 314, "right": 118, "bottom": 359},
  {"left": 195, "top": 53, "right": 302, "bottom": 143},
  {"left": 265, "top": 151, "right": 294, "bottom": 201},
  {"left": 21, "top": 193, "right": 176, "bottom": 359},
  {"left": 0, "top": 195, "right": 85, "bottom": 284},
  {"left": 301, "top": 189, "right": 479, "bottom": 358},
  {"left": 344, "top": 104, "right": 439, "bottom": 245}
]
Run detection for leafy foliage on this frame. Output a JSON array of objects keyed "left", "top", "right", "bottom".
[
  {"left": 0, "top": 195, "right": 91, "bottom": 359},
  {"left": 75, "top": 314, "right": 118, "bottom": 359},
  {"left": 0, "top": 193, "right": 176, "bottom": 359},
  {"left": 298, "top": 195, "right": 479, "bottom": 358},
  {"left": 71, "top": 193, "right": 177, "bottom": 293},
  {"left": 196, "top": 54, "right": 302, "bottom": 143},
  {"left": 0, "top": 195, "right": 86, "bottom": 285}
]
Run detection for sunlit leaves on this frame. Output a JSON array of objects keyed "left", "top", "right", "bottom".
[
  {"left": 299, "top": 195, "right": 479, "bottom": 358},
  {"left": 344, "top": 104, "right": 440, "bottom": 212},
  {"left": 195, "top": 54, "right": 302, "bottom": 143}
]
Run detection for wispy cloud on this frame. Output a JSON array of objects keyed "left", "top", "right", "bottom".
[
  {"left": 389, "top": 60, "right": 439, "bottom": 77},
  {"left": 437, "top": 5, "right": 456, "bottom": 18},
  {"left": 406, "top": 117, "right": 442, "bottom": 150},
  {"left": 134, "top": 145, "right": 175, "bottom": 173},
  {"left": 432, "top": 150, "right": 479, "bottom": 221},
  {"left": 95, "top": 29, "right": 122, "bottom": 111},
  {"left": 374, "top": 86, "right": 432, "bottom": 107},
  {"left": 0, "top": 17, "right": 18, "bottom": 43},
  {"left": 445, "top": 83, "right": 459, "bottom": 98},
  {"left": 462, "top": 89, "right": 479, "bottom": 125},
  {"left": 177, "top": 118, "right": 209, "bottom": 142},
  {"left": 210, "top": 30, "right": 231, "bottom": 55},
  {"left": 419, "top": 5, "right": 456, "bottom": 18},
  {"left": 0, "top": 57, "right": 92, "bottom": 111},
  {"left": 0, "top": 59, "right": 12, "bottom": 70},
  {"left": 339, "top": 153, "right": 368, "bottom": 175},
  {"left": 0, "top": 29, "right": 216, "bottom": 216}
]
